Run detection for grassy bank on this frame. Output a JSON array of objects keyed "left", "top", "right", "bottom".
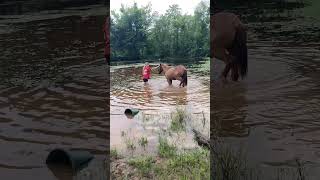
[
  {"left": 111, "top": 142, "right": 209, "bottom": 179},
  {"left": 110, "top": 107, "right": 210, "bottom": 179}
]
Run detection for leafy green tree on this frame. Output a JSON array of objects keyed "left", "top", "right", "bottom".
[
  {"left": 111, "top": 0, "right": 209, "bottom": 60},
  {"left": 111, "top": 3, "right": 152, "bottom": 60}
]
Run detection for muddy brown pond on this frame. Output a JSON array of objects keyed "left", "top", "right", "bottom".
[
  {"left": 0, "top": 5, "right": 108, "bottom": 179},
  {"left": 213, "top": 2, "right": 320, "bottom": 179}
]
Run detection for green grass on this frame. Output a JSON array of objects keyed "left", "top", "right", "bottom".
[
  {"left": 170, "top": 107, "right": 187, "bottom": 132},
  {"left": 164, "top": 149, "right": 210, "bottom": 179},
  {"left": 128, "top": 156, "right": 155, "bottom": 177},
  {"left": 138, "top": 136, "right": 148, "bottom": 150},
  {"left": 153, "top": 149, "right": 210, "bottom": 179},
  {"left": 191, "top": 57, "right": 210, "bottom": 76},
  {"left": 126, "top": 146, "right": 210, "bottom": 179},
  {"left": 110, "top": 148, "right": 119, "bottom": 159},
  {"left": 158, "top": 136, "right": 177, "bottom": 158}
]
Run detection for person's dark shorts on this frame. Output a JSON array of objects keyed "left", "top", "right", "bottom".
[{"left": 143, "top": 78, "right": 148, "bottom": 82}]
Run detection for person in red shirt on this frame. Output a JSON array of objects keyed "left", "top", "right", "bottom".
[{"left": 142, "top": 62, "right": 152, "bottom": 83}]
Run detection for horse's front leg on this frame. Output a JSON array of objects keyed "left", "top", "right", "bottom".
[
  {"left": 220, "top": 63, "right": 231, "bottom": 83},
  {"left": 179, "top": 81, "right": 183, "bottom": 87},
  {"left": 167, "top": 79, "right": 172, "bottom": 86},
  {"left": 214, "top": 47, "right": 231, "bottom": 83}
]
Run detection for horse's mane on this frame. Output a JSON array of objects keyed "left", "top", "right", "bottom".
[{"left": 161, "top": 63, "right": 173, "bottom": 67}]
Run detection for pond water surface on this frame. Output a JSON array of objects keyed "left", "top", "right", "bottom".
[{"left": 0, "top": 5, "right": 108, "bottom": 179}]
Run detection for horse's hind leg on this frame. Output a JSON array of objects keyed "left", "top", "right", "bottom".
[
  {"left": 179, "top": 81, "right": 185, "bottom": 87},
  {"left": 222, "top": 63, "right": 231, "bottom": 77},
  {"left": 167, "top": 79, "right": 172, "bottom": 86},
  {"left": 220, "top": 63, "right": 231, "bottom": 82},
  {"left": 215, "top": 48, "right": 232, "bottom": 82},
  {"left": 231, "top": 63, "right": 239, "bottom": 81}
]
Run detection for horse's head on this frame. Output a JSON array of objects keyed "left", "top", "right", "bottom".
[{"left": 158, "top": 64, "right": 163, "bottom": 74}]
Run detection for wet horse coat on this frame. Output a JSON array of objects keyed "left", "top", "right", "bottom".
[
  {"left": 211, "top": 12, "right": 248, "bottom": 81},
  {"left": 158, "top": 64, "right": 188, "bottom": 87}
]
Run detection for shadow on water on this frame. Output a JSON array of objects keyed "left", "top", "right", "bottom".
[{"left": 212, "top": 1, "right": 320, "bottom": 179}]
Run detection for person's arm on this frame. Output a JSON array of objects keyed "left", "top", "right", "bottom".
[{"left": 150, "top": 66, "right": 155, "bottom": 73}]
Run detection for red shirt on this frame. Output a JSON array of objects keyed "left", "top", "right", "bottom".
[{"left": 143, "top": 65, "right": 151, "bottom": 79}]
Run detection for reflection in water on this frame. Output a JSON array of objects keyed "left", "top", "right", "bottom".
[
  {"left": 158, "top": 86, "right": 187, "bottom": 106},
  {"left": 0, "top": 5, "right": 108, "bottom": 179},
  {"left": 47, "top": 165, "right": 73, "bottom": 180},
  {"left": 213, "top": 80, "right": 249, "bottom": 137},
  {"left": 142, "top": 85, "right": 153, "bottom": 104},
  {"left": 212, "top": 1, "right": 320, "bottom": 178}
]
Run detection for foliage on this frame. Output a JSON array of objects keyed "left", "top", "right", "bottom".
[
  {"left": 111, "top": 1, "right": 209, "bottom": 60},
  {"left": 138, "top": 136, "right": 148, "bottom": 150},
  {"left": 110, "top": 148, "right": 119, "bottom": 159},
  {"left": 158, "top": 136, "right": 177, "bottom": 158},
  {"left": 170, "top": 107, "right": 187, "bottom": 132},
  {"left": 154, "top": 148, "right": 210, "bottom": 179},
  {"left": 128, "top": 156, "right": 155, "bottom": 176}
]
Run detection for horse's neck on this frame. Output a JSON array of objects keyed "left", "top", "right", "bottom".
[{"left": 162, "top": 65, "right": 171, "bottom": 73}]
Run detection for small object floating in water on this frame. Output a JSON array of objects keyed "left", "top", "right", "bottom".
[
  {"left": 124, "top": 108, "right": 139, "bottom": 119},
  {"left": 46, "top": 148, "right": 94, "bottom": 174}
]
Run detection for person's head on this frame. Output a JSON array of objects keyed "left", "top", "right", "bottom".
[{"left": 145, "top": 62, "right": 149, "bottom": 66}]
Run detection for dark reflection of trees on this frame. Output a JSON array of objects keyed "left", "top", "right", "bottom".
[
  {"left": 158, "top": 88, "right": 188, "bottom": 106},
  {"left": 0, "top": 0, "right": 105, "bottom": 15},
  {"left": 142, "top": 85, "right": 153, "bottom": 105},
  {"left": 0, "top": 14, "right": 106, "bottom": 87},
  {"left": 211, "top": 84, "right": 249, "bottom": 138}
]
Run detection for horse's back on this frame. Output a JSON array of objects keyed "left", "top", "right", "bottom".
[
  {"left": 211, "top": 12, "right": 244, "bottom": 48},
  {"left": 212, "top": 12, "right": 243, "bottom": 31},
  {"left": 165, "top": 65, "right": 186, "bottom": 78},
  {"left": 176, "top": 65, "right": 187, "bottom": 71}
]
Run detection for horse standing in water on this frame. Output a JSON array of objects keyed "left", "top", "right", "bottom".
[
  {"left": 211, "top": 12, "right": 248, "bottom": 82},
  {"left": 158, "top": 64, "right": 188, "bottom": 87}
]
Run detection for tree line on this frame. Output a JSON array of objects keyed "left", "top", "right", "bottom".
[{"left": 110, "top": 1, "right": 209, "bottom": 60}]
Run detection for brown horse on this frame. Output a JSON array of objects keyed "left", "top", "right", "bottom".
[
  {"left": 211, "top": 12, "right": 248, "bottom": 81},
  {"left": 158, "top": 64, "right": 188, "bottom": 87}
]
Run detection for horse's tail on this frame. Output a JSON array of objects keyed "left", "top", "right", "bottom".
[
  {"left": 233, "top": 25, "right": 248, "bottom": 78},
  {"left": 182, "top": 70, "right": 187, "bottom": 86}
]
